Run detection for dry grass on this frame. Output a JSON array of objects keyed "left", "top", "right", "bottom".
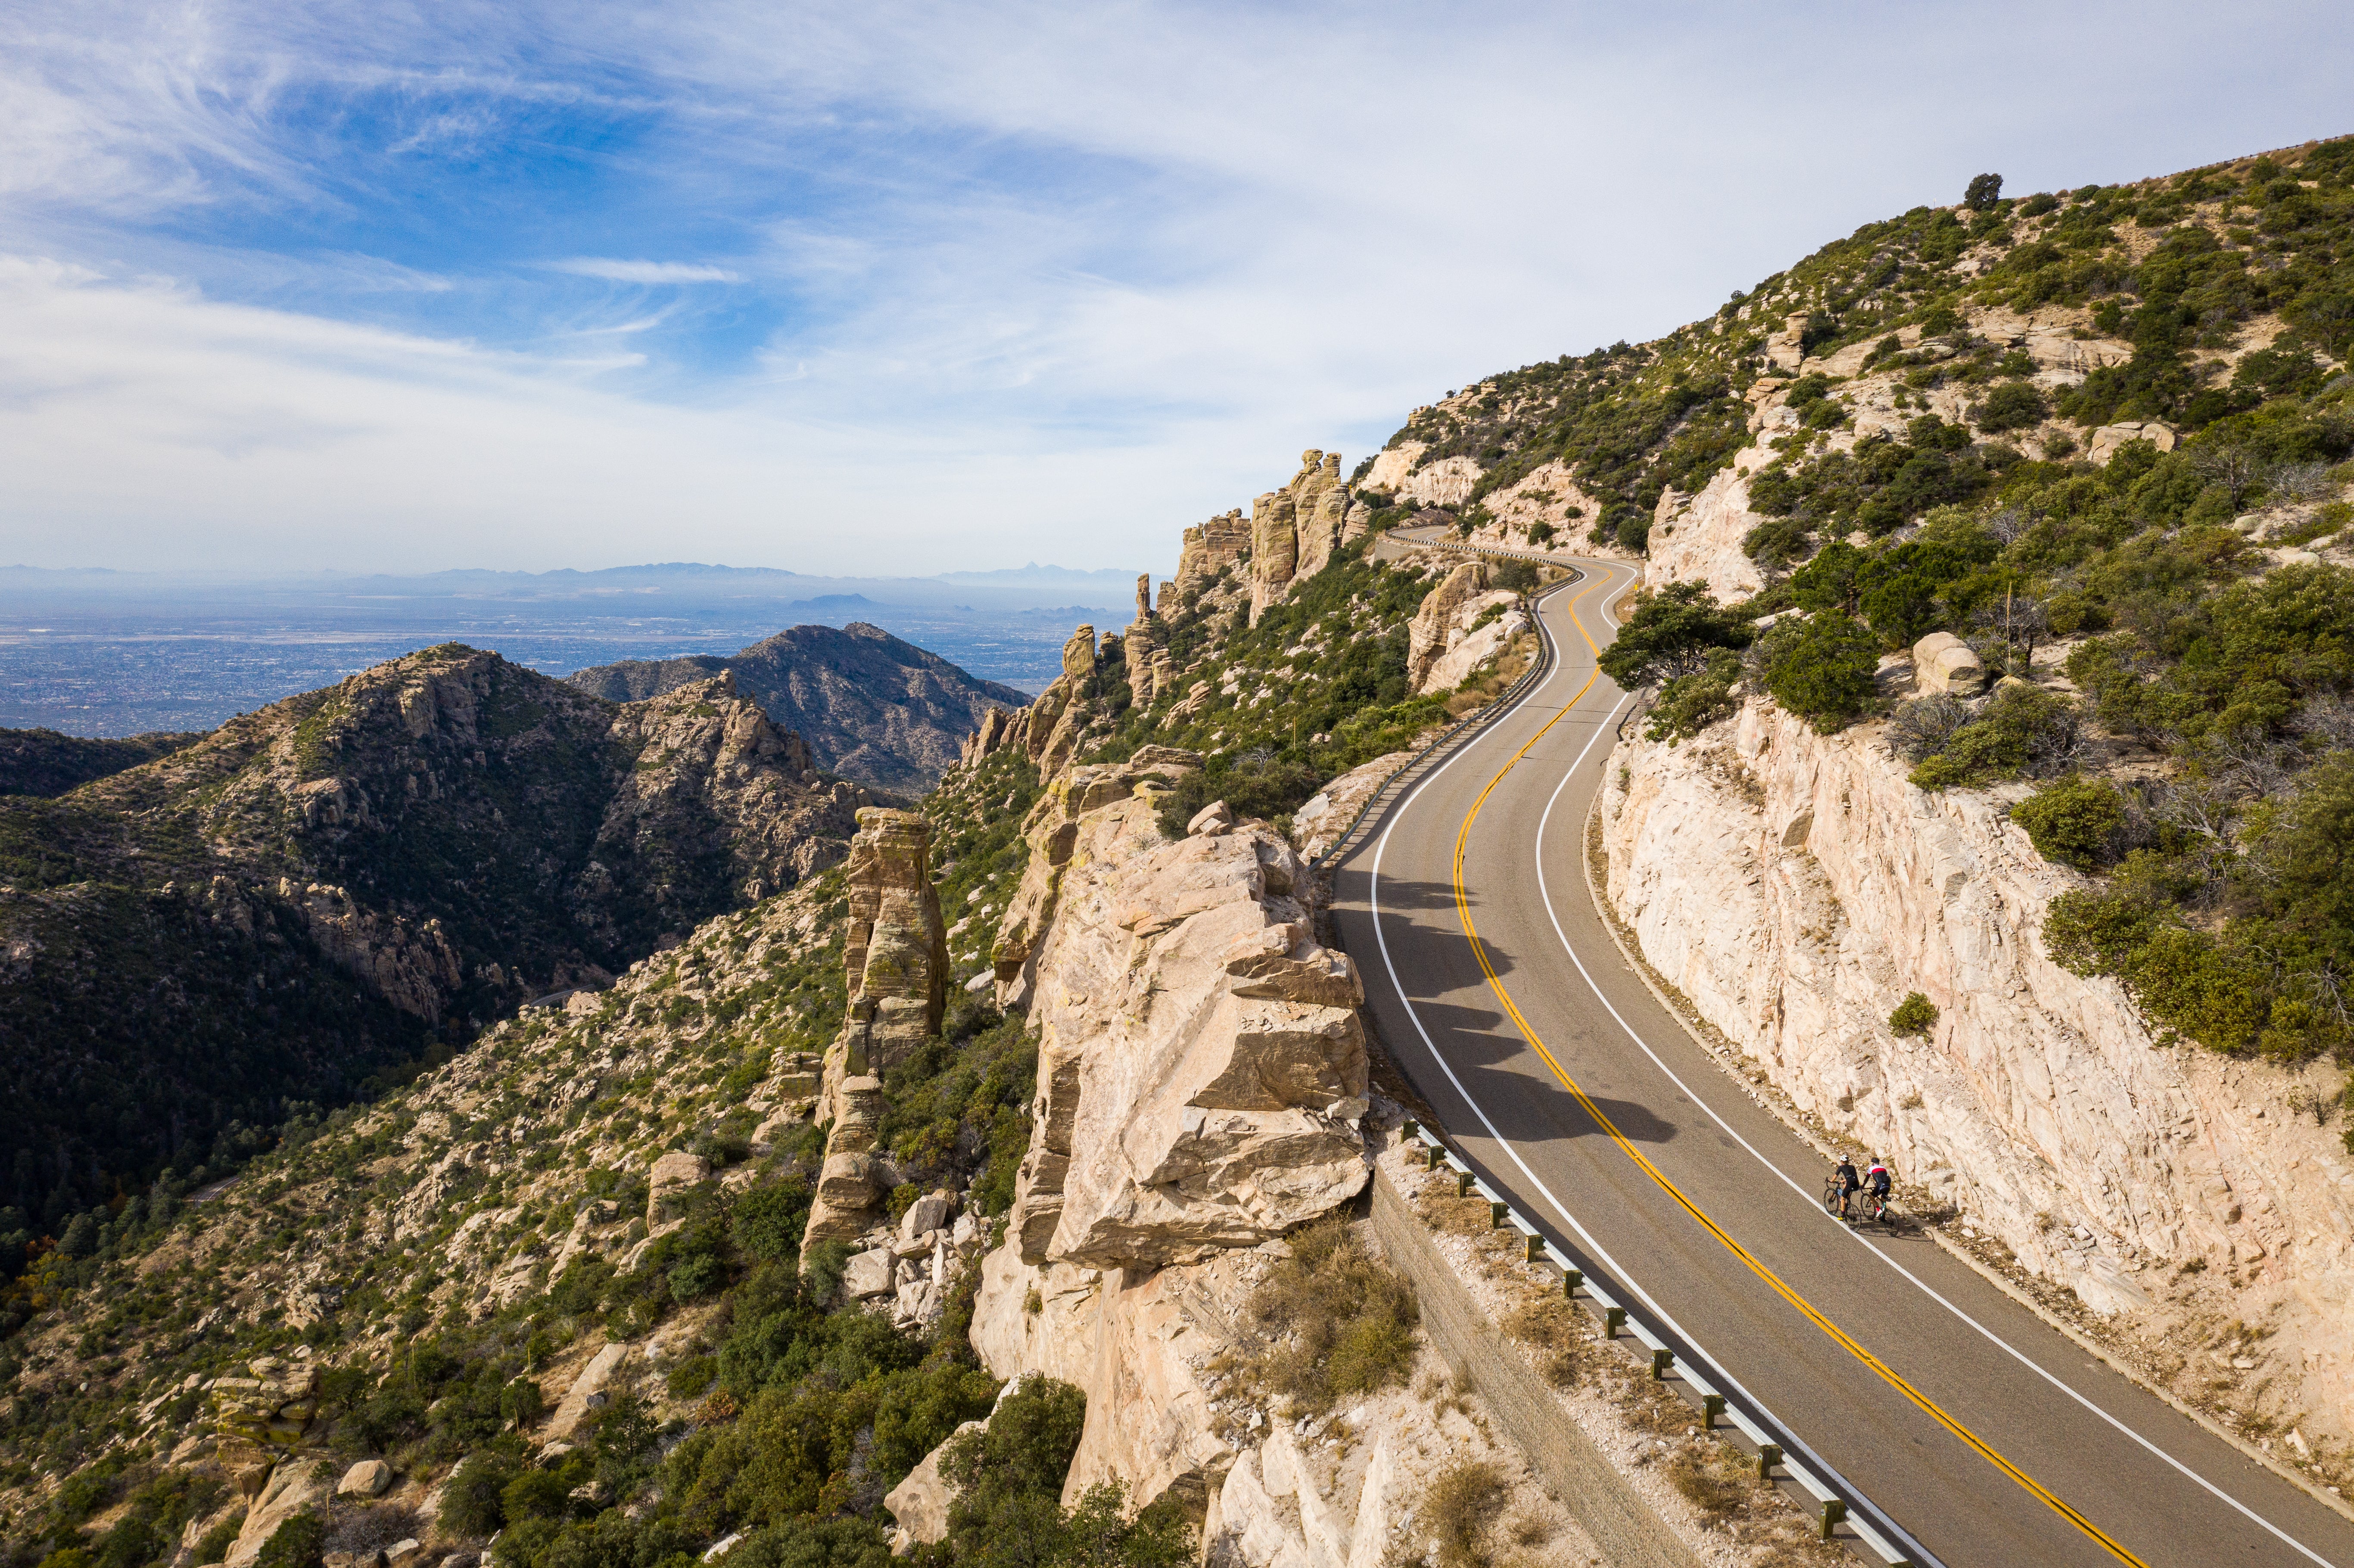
[
  {"left": 1664, "top": 1440, "right": 1755, "bottom": 1522},
  {"left": 1423, "top": 1459, "right": 1509, "bottom": 1568},
  {"left": 1241, "top": 1218, "right": 1420, "bottom": 1413},
  {"left": 1501, "top": 1297, "right": 1600, "bottom": 1389}
]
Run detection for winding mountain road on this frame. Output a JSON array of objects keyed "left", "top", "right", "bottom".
[{"left": 1326, "top": 556, "right": 2354, "bottom": 1568}]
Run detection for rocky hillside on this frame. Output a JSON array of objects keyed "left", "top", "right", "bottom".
[
  {"left": 28, "top": 131, "right": 2354, "bottom": 1568},
  {"left": 1553, "top": 135, "right": 2354, "bottom": 1495},
  {"left": 0, "top": 436, "right": 1571, "bottom": 1568},
  {"left": 0, "top": 729, "right": 202, "bottom": 799},
  {"left": 568, "top": 622, "right": 1030, "bottom": 794},
  {"left": 0, "top": 647, "right": 870, "bottom": 1292}
]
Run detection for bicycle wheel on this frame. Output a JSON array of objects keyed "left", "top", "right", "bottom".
[{"left": 1822, "top": 1180, "right": 1842, "bottom": 1216}]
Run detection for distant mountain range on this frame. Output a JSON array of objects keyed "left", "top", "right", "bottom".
[{"left": 0, "top": 561, "right": 1143, "bottom": 734}]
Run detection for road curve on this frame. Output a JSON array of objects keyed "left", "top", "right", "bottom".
[{"left": 1326, "top": 559, "right": 2354, "bottom": 1568}]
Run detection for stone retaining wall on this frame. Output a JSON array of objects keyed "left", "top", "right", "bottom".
[{"left": 1370, "top": 1170, "right": 1700, "bottom": 1568}]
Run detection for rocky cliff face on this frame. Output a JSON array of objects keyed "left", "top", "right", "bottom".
[
  {"left": 1600, "top": 696, "right": 2354, "bottom": 1450},
  {"left": 568, "top": 621, "right": 1029, "bottom": 793},
  {"left": 959, "top": 746, "right": 1376, "bottom": 1515}
]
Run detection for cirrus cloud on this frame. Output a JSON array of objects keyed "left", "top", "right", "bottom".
[{"left": 544, "top": 258, "right": 746, "bottom": 284}]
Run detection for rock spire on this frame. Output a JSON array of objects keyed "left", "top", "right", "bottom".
[{"left": 803, "top": 807, "right": 948, "bottom": 1249}]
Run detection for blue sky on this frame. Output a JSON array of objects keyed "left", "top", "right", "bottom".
[{"left": 3, "top": 1, "right": 2350, "bottom": 576}]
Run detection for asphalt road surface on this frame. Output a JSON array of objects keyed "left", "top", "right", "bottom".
[{"left": 1326, "top": 556, "right": 2354, "bottom": 1568}]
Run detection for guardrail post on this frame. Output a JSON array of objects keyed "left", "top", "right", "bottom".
[
  {"left": 1523, "top": 1234, "right": 1544, "bottom": 1263},
  {"left": 1604, "top": 1307, "right": 1626, "bottom": 1339},
  {"left": 1455, "top": 1171, "right": 1476, "bottom": 1197},
  {"left": 1425, "top": 1145, "right": 1443, "bottom": 1170},
  {"left": 1702, "top": 1394, "right": 1725, "bottom": 1430},
  {"left": 1650, "top": 1349, "right": 1673, "bottom": 1381},
  {"left": 1488, "top": 1201, "right": 1510, "bottom": 1228},
  {"left": 1756, "top": 1443, "right": 1781, "bottom": 1479},
  {"left": 1400, "top": 1120, "right": 1418, "bottom": 1141},
  {"left": 1819, "top": 1500, "right": 1847, "bottom": 1540},
  {"left": 1561, "top": 1268, "right": 1582, "bottom": 1297}
]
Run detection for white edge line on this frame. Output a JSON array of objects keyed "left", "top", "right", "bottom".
[
  {"left": 1523, "top": 587, "right": 2339, "bottom": 1568},
  {"left": 1364, "top": 565, "right": 1929, "bottom": 1568}
]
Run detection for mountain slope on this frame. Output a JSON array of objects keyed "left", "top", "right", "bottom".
[
  {"left": 568, "top": 622, "right": 1030, "bottom": 793},
  {"left": 0, "top": 730, "right": 202, "bottom": 799},
  {"left": 0, "top": 645, "right": 870, "bottom": 1243}
]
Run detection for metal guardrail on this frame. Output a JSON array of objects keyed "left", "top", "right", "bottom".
[{"left": 1395, "top": 1119, "right": 1925, "bottom": 1567}]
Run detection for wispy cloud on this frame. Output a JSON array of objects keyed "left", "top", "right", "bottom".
[
  {"left": 2, "top": 0, "right": 2350, "bottom": 576},
  {"left": 545, "top": 258, "right": 745, "bottom": 284}
]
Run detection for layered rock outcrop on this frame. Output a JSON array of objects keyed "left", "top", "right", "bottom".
[
  {"left": 1249, "top": 450, "right": 1353, "bottom": 623},
  {"left": 1402, "top": 561, "right": 1523, "bottom": 695},
  {"left": 1178, "top": 510, "right": 1254, "bottom": 595},
  {"left": 1600, "top": 697, "right": 2354, "bottom": 1444},
  {"left": 1361, "top": 441, "right": 1481, "bottom": 509},
  {"left": 951, "top": 753, "right": 1378, "bottom": 1518},
  {"left": 803, "top": 807, "right": 948, "bottom": 1248}
]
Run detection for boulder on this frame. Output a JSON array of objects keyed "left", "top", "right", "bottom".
[
  {"left": 803, "top": 811, "right": 950, "bottom": 1254},
  {"left": 2086, "top": 421, "right": 2177, "bottom": 465},
  {"left": 1188, "top": 800, "right": 1235, "bottom": 836},
  {"left": 1404, "top": 562, "right": 1487, "bottom": 693},
  {"left": 1911, "top": 632, "right": 1987, "bottom": 696},
  {"left": 221, "top": 1459, "right": 330, "bottom": 1568},
  {"left": 843, "top": 1248, "right": 897, "bottom": 1300},
  {"left": 646, "top": 1151, "right": 711, "bottom": 1226},
  {"left": 885, "top": 1417, "right": 981, "bottom": 1549},
  {"left": 899, "top": 1189, "right": 954, "bottom": 1247},
  {"left": 993, "top": 784, "right": 1369, "bottom": 1268},
  {"left": 543, "top": 1341, "right": 630, "bottom": 1444},
  {"left": 336, "top": 1459, "right": 393, "bottom": 1498},
  {"left": 1221, "top": 924, "right": 1365, "bottom": 1009}
]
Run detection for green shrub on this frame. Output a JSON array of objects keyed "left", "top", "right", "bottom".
[
  {"left": 666, "top": 1355, "right": 719, "bottom": 1400},
  {"left": 1756, "top": 612, "right": 1881, "bottom": 732},
  {"left": 669, "top": 1251, "right": 725, "bottom": 1302},
  {"left": 2011, "top": 778, "right": 2125, "bottom": 869},
  {"left": 441, "top": 1454, "right": 513, "bottom": 1536},
  {"left": 1644, "top": 650, "right": 1743, "bottom": 743},
  {"left": 732, "top": 1180, "right": 813, "bottom": 1265},
  {"left": 1975, "top": 380, "right": 2049, "bottom": 432},
  {"left": 1889, "top": 993, "right": 1940, "bottom": 1038},
  {"left": 252, "top": 1511, "right": 324, "bottom": 1568},
  {"left": 1598, "top": 583, "right": 1752, "bottom": 689},
  {"left": 1909, "top": 685, "right": 2080, "bottom": 789},
  {"left": 1152, "top": 757, "right": 1323, "bottom": 841},
  {"left": 193, "top": 1515, "right": 244, "bottom": 1566},
  {"left": 500, "top": 1465, "right": 575, "bottom": 1524}
]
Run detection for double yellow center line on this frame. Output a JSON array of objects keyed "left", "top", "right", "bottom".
[{"left": 1445, "top": 570, "right": 2149, "bottom": 1568}]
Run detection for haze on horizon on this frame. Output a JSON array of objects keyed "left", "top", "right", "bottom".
[{"left": 3, "top": 0, "right": 2348, "bottom": 578}]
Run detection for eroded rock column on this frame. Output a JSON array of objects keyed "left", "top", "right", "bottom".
[{"left": 803, "top": 807, "right": 947, "bottom": 1249}]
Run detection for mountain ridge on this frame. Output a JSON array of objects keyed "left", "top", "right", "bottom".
[{"left": 567, "top": 622, "right": 1028, "bottom": 793}]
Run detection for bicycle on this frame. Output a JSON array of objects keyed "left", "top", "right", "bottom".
[{"left": 1822, "top": 1173, "right": 1853, "bottom": 1220}]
